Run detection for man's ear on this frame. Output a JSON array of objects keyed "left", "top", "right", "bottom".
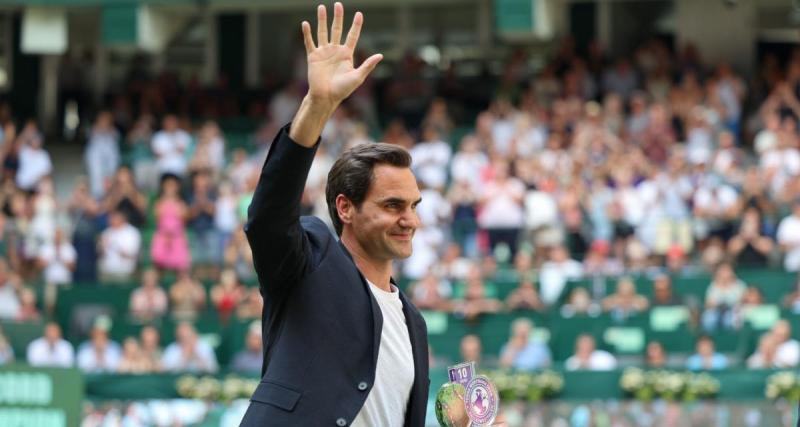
[{"left": 335, "top": 194, "right": 354, "bottom": 225}]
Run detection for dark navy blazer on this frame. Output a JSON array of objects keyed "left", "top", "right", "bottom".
[{"left": 239, "top": 125, "right": 430, "bottom": 427}]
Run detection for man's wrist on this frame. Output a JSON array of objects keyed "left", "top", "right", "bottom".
[{"left": 288, "top": 95, "right": 338, "bottom": 148}]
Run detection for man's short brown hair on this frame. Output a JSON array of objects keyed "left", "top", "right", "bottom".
[{"left": 325, "top": 143, "right": 412, "bottom": 235}]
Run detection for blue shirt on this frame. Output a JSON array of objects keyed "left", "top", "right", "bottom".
[
  {"left": 686, "top": 353, "right": 727, "bottom": 371},
  {"left": 501, "top": 341, "right": 552, "bottom": 371}
]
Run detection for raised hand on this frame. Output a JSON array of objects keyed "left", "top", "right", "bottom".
[
  {"left": 301, "top": 2, "right": 382, "bottom": 110},
  {"left": 289, "top": 2, "right": 381, "bottom": 147}
]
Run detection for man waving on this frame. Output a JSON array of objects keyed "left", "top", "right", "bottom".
[{"left": 240, "top": 3, "right": 429, "bottom": 426}]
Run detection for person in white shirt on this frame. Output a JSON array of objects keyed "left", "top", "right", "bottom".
[
  {"left": 37, "top": 228, "right": 77, "bottom": 286},
  {"left": 161, "top": 321, "right": 218, "bottom": 373},
  {"left": 450, "top": 134, "right": 489, "bottom": 192},
  {"left": 27, "top": 322, "right": 74, "bottom": 368},
  {"left": 539, "top": 245, "right": 583, "bottom": 306},
  {"left": 777, "top": 200, "right": 800, "bottom": 272},
  {"left": 151, "top": 114, "right": 192, "bottom": 178},
  {"left": 15, "top": 121, "right": 52, "bottom": 192},
  {"left": 565, "top": 334, "right": 617, "bottom": 371},
  {"left": 352, "top": 278, "right": 414, "bottom": 427},
  {"left": 772, "top": 319, "right": 800, "bottom": 368},
  {"left": 84, "top": 111, "right": 120, "bottom": 198},
  {"left": 98, "top": 210, "right": 141, "bottom": 282},
  {"left": 477, "top": 159, "right": 526, "bottom": 257},
  {"left": 76, "top": 322, "right": 122, "bottom": 373},
  {"left": 410, "top": 125, "right": 452, "bottom": 191}
]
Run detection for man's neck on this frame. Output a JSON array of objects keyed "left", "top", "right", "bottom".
[{"left": 341, "top": 233, "right": 393, "bottom": 292}]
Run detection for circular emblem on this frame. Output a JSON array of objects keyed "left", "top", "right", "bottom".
[{"left": 464, "top": 375, "right": 498, "bottom": 426}]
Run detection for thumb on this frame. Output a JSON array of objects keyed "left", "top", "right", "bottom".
[{"left": 355, "top": 53, "right": 383, "bottom": 82}]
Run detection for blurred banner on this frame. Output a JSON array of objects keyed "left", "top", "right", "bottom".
[{"left": 0, "top": 365, "right": 84, "bottom": 427}]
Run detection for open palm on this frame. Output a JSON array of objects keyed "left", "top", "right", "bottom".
[{"left": 302, "top": 3, "right": 382, "bottom": 108}]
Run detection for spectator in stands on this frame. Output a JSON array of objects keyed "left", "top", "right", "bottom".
[
  {"left": 139, "top": 326, "right": 163, "bottom": 372},
  {"left": 582, "top": 240, "right": 624, "bottom": 277},
  {"left": 410, "top": 271, "right": 452, "bottom": 311},
  {"left": 15, "top": 120, "right": 52, "bottom": 192},
  {"left": 84, "top": 111, "right": 120, "bottom": 198},
  {"left": 747, "top": 333, "right": 778, "bottom": 369},
  {"left": 129, "top": 268, "right": 168, "bottom": 322},
  {"left": 0, "top": 325, "right": 13, "bottom": 364},
  {"left": 230, "top": 322, "right": 263, "bottom": 375},
  {"left": 98, "top": 210, "right": 141, "bottom": 283},
  {"left": 777, "top": 199, "right": 800, "bottom": 272},
  {"left": 771, "top": 320, "right": 800, "bottom": 368},
  {"left": 151, "top": 114, "right": 191, "bottom": 178},
  {"left": 169, "top": 271, "right": 207, "bottom": 321},
  {"left": 0, "top": 258, "right": 20, "bottom": 319},
  {"left": 37, "top": 228, "right": 77, "bottom": 286},
  {"left": 67, "top": 177, "right": 101, "bottom": 283},
  {"left": 539, "top": 245, "right": 583, "bottom": 306},
  {"left": 651, "top": 275, "right": 682, "bottom": 306},
  {"left": 701, "top": 262, "right": 746, "bottom": 331},
  {"left": 410, "top": 124, "right": 451, "bottom": 191},
  {"left": 210, "top": 269, "right": 245, "bottom": 322},
  {"left": 101, "top": 166, "right": 147, "bottom": 229},
  {"left": 27, "top": 322, "right": 74, "bottom": 367},
  {"left": 460, "top": 334, "right": 483, "bottom": 365},
  {"left": 214, "top": 181, "right": 239, "bottom": 258},
  {"left": 560, "top": 287, "right": 600, "bottom": 317},
  {"left": 187, "top": 171, "right": 220, "bottom": 272},
  {"left": 161, "top": 322, "right": 218, "bottom": 373},
  {"left": 727, "top": 207, "right": 773, "bottom": 267},
  {"left": 499, "top": 318, "right": 551, "bottom": 371},
  {"left": 477, "top": 159, "right": 526, "bottom": 258},
  {"left": 188, "top": 121, "right": 225, "bottom": 178},
  {"left": 686, "top": 336, "right": 727, "bottom": 371},
  {"left": 601, "top": 277, "right": 649, "bottom": 321},
  {"left": 236, "top": 287, "right": 263, "bottom": 320},
  {"left": 16, "top": 287, "right": 40, "bottom": 321},
  {"left": 565, "top": 334, "right": 617, "bottom": 371},
  {"left": 117, "top": 337, "right": 156, "bottom": 374},
  {"left": 505, "top": 280, "right": 544, "bottom": 311},
  {"left": 451, "top": 267, "right": 502, "bottom": 321},
  {"left": 76, "top": 320, "right": 122, "bottom": 373},
  {"left": 645, "top": 341, "right": 667, "bottom": 368},
  {"left": 782, "top": 281, "right": 800, "bottom": 314},
  {"left": 223, "top": 228, "right": 255, "bottom": 283},
  {"left": 151, "top": 175, "right": 191, "bottom": 273}
]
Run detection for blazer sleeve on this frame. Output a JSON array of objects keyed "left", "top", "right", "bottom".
[{"left": 244, "top": 123, "right": 320, "bottom": 299}]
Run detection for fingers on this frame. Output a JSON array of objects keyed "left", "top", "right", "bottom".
[
  {"left": 330, "top": 2, "right": 344, "bottom": 45},
  {"left": 355, "top": 53, "right": 383, "bottom": 82},
  {"left": 316, "top": 4, "right": 328, "bottom": 46},
  {"left": 301, "top": 21, "right": 315, "bottom": 54},
  {"left": 344, "top": 11, "right": 363, "bottom": 51}
]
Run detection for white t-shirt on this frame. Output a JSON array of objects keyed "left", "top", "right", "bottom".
[
  {"left": 352, "top": 280, "right": 414, "bottom": 427},
  {"left": 16, "top": 146, "right": 53, "bottom": 191},
  {"left": 27, "top": 338, "right": 74, "bottom": 368},
  {"left": 775, "top": 339, "right": 800, "bottom": 368},
  {"left": 99, "top": 224, "right": 141, "bottom": 277},
  {"left": 410, "top": 140, "right": 452, "bottom": 190},
  {"left": 778, "top": 215, "right": 800, "bottom": 272},
  {"left": 151, "top": 129, "right": 192, "bottom": 176},
  {"left": 565, "top": 350, "right": 617, "bottom": 371},
  {"left": 38, "top": 242, "right": 77, "bottom": 285}
]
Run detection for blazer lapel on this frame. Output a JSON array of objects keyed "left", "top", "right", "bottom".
[
  {"left": 337, "top": 240, "right": 383, "bottom": 368},
  {"left": 399, "top": 288, "right": 427, "bottom": 426}
]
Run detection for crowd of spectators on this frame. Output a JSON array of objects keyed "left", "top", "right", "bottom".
[{"left": 0, "top": 35, "right": 799, "bottom": 375}]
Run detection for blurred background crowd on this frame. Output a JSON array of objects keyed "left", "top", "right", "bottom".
[{"left": 0, "top": 29, "right": 799, "bottom": 380}]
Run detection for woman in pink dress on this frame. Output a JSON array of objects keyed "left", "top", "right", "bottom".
[{"left": 150, "top": 175, "right": 191, "bottom": 272}]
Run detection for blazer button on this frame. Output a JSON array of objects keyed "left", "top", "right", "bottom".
[
  {"left": 358, "top": 381, "right": 368, "bottom": 391},
  {"left": 336, "top": 418, "right": 347, "bottom": 426}
]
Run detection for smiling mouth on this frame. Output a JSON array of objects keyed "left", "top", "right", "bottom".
[{"left": 390, "top": 233, "right": 413, "bottom": 241}]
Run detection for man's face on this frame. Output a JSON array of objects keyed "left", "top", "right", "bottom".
[{"left": 346, "top": 165, "right": 421, "bottom": 261}]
